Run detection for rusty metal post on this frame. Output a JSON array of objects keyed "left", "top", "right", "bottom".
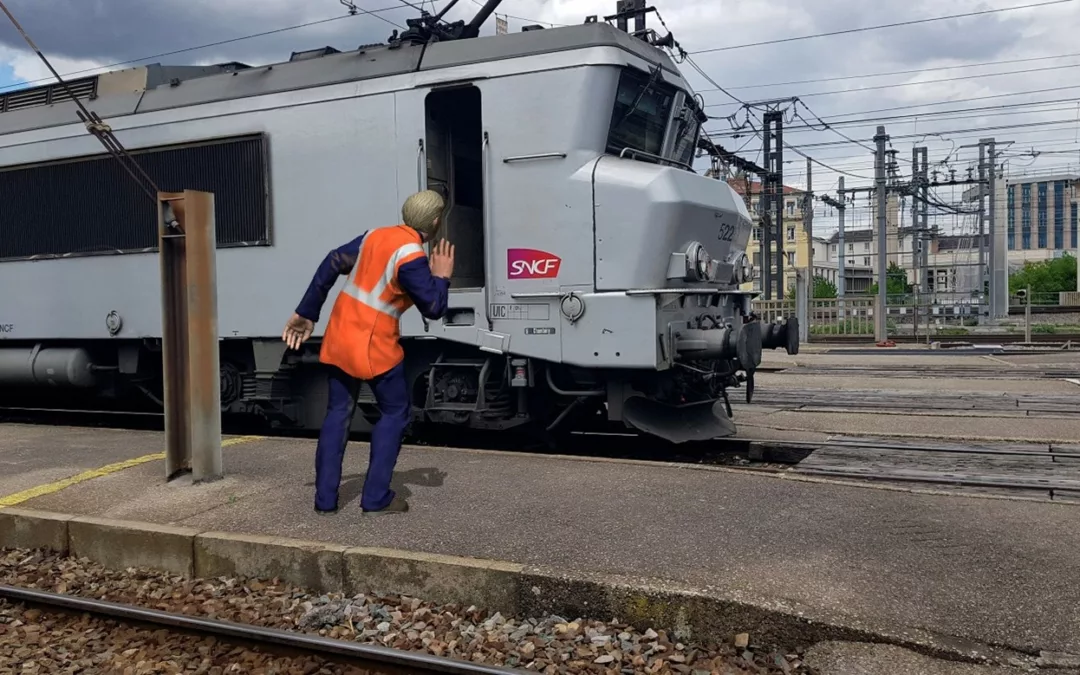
[{"left": 158, "top": 191, "right": 222, "bottom": 483}]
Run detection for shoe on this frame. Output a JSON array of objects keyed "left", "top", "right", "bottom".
[
  {"left": 315, "top": 505, "right": 338, "bottom": 515},
  {"left": 362, "top": 495, "right": 409, "bottom": 516}
]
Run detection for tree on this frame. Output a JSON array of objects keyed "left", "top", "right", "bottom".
[
  {"left": 868, "top": 262, "right": 912, "bottom": 297},
  {"left": 1009, "top": 254, "right": 1076, "bottom": 302},
  {"left": 785, "top": 275, "right": 838, "bottom": 299},
  {"left": 813, "top": 275, "right": 838, "bottom": 298}
]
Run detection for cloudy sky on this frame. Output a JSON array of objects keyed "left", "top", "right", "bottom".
[{"left": 2, "top": 0, "right": 1080, "bottom": 239}]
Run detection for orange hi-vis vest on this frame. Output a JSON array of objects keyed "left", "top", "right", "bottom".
[{"left": 319, "top": 225, "right": 427, "bottom": 380}]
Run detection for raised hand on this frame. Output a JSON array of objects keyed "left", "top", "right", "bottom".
[
  {"left": 282, "top": 313, "right": 314, "bottom": 351},
  {"left": 429, "top": 239, "right": 455, "bottom": 280}
]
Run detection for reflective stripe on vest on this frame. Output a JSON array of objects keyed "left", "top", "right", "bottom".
[
  {"left": 340, "top": 232, "right": 425, "bottom": 319},
  {"left": 318, "top": 225, "right": 426, "bottom": 381}
]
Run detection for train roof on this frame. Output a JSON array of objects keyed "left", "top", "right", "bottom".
[{"left": 0, "top": 21, "right": 684, "bottom": 138}]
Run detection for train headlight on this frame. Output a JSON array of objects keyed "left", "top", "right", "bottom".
[
  {"left": 732, "top": 252, "right": 753, "bottom": 284},
  {"left": 684, "top": 242, "right": 713, "bottom": 282}
]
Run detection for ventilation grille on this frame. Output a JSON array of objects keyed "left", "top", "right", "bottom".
[
  {"left": 0, "top": 134, "right": 271, "bottom": 261},
  {"left": 1, "top": 77, "right": 98, "bottom": 113}
]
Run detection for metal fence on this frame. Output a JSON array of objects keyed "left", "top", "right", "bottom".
[
  {"left": 755, "top": 297, "right": 878, "bottom": 338},
  {"left": 753, "top": 283, "right": 1079, "bottom": 343},
  {"left": 753, "top": 295, "right": 997, "bottom": 342},
  {"left": 881, "top": 294, "right": 980, "bottom": 341}
]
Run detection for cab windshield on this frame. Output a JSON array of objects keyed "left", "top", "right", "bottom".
[{"left": 606, "top": 66, "right": 700, "bottom": 169}]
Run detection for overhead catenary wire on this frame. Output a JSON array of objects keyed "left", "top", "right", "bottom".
[
  {"left": 698, "top": 49, "right": 1080, "bottom": 93},
  {"left": 5, "top": 0, "right": 1064, "bottom": 189},
  {"left": 777, "top": 141, "right": 1080, "bottom": 176},
  {"left": 683, "top": 54, "right": 746, "bottom": 106},
  {"left": 711, "top": 83, "right": 1080, "bottom": 119},
  {"left": 0, "top": 0, "right": 161, "bottom": 203},
  {"left": 689, "top": 0, "right": 1075, "bottom": 55},
  {"left": 742, "top": 114, "right": 875, "bottom": 180},
  {"left": 0, "top": 4, "right": 408, "bottom": 94},
  {"left": 708, "top": 99, "right": 1080, "bottom": 136},
  {"left": 703, "top": 63, "right": 1080, "bottom": 109},
  {"left": 393, "top": 0, "right": 428, "bottom": 13},
  {"left": 708, "top": 117, "right": 1080, "bottom": 150},
  {"left": 679, "top": 51, "right": 868, "bottom": 183},
  {"left": 761, "top": 130, "right": 1080, "bottom": 166},
  {"left": 466, "top": 0, "right": 565, "bottom": 27},
  {"left": 682, "top": 52, "right": 894, "bottom": 175}
]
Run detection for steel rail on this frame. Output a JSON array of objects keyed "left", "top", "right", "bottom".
[
  {"left": 744, "top": 438, "right": 1080, "bottom": 460},
  {"left": 784, "top": 467, "right": 1080, "bottom": 495},
  {"left": 2, "top": 407, "right": 1078, "bottom": 460},
  {"left": 816, "top": 439, "right": 1080, "bottom": 460},
  {"left": 756, "top": 366, "right": 1080, "bottom": 379},
  {"left": 0, "top": 584, "right": 527, "bottom": 675},
  {"left": 805, "top": 333, "right": 1080, "bottom": 346}
]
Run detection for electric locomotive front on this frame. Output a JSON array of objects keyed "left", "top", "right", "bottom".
[{"left": 556, "top": 56, "right": 797, "bottom": 443}]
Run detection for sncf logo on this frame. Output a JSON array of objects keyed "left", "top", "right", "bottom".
[{"left": 507, "top": 248, "right": 561, "bottom": 279}]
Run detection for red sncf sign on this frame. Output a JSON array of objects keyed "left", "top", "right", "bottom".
[{"left": 507, "top": 248, "right": 561, "bottom": 279}]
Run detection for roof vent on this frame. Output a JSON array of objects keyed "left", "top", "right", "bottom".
[
  {"left": 0, "top": 76, "right": 97, "bottom": 115},
  {"left": 289, "top": 46, "right": 341, "bottom": 62},
  {"left": 214, "top": 61, "right": 251, "bottom": 72},
  {"left": 522, "top": 24, "right": 545, "bottom": 31}
]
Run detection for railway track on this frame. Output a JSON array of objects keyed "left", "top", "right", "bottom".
[
  {"left": 756, "top": 364, "right": 1080, "bottom": 379},
  {"left": 809, "top": 333, "right": 1080, "bottom": 346},
  {"left": 745, "top": 389, "right": 1080, "bottom": 417},
  {"left": 744, "top": 437, "right": 1080, "bottom": 501},
  {"left": 0, "top": 584, "right": 524, "bottom": 674}
]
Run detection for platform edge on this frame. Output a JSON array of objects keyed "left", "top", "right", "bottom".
[
  {"left": 0, "top": 507, "right": 73, "bottom": 554},
  {"left": 0, "top": 508, "right": 1021, "bottom": 666},
  {"left": 195, "top": 531, "right": 348, "bottom": 594},
  {"left": 68, "top": 515, "right": 198, "bottom": 577}
]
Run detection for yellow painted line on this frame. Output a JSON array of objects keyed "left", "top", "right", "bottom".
[{"left": 0, "top": 436, "right": 263, "bottom": 508}]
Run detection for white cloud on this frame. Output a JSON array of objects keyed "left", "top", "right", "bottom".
[
  {"left": 0, "top": 45, "right": 109, "bottom": 90},
  {"left": 1, "top": 0, "right": 1079, "bottom": 238}
]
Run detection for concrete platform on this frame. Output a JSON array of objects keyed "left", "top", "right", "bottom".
[
  {"left": 2, "top": 350, "right": 1079, "bottom": 669},
  {"left": 1, "top": 422, "right": 1078, "bottom": 664}
]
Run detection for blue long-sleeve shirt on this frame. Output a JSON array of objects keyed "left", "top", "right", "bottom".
[{"left": 295, "top": 233, "right": 450, "bottom": 324}]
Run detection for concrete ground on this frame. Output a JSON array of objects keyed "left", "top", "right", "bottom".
[
  {"left": 803, "top": 643, "right": 1032, "bottom": 675},
  {"left": 2, "top": 426, "right": 1078, "bottom": 662},
  {"left": 0, "top": 426, "right": 165, "bottom": 501},
  {"left": 2, "top": 350, "right": 1078, "bottom": 671}
]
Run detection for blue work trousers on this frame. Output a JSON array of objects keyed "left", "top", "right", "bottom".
[{"left": 313, "top": 362, "right": 410, "bottom": 512}]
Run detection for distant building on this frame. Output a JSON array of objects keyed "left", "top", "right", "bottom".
[
  {"left": 1004, "top": 174, "right": 1079, "bottom": 262},
  {"left": 751, "top": 172, "right": 1079, "bottom": 303},
  {"left": 809, "top": 193, "right": 904, "bottom": 295},
  {"left": 727, "top": 178, "right": 812, "bottom": 294}
]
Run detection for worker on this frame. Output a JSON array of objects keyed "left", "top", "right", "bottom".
[{"left": 281, "top": 190, "right": 454, "bottom": 516}]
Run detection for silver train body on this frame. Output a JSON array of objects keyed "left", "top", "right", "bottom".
[{"left": 0, "top": 20, "right": 797, "bottom": 443}]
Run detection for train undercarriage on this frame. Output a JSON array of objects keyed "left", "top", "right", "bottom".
[{"left": 0, "top": 314, "right": 798, "bottom": 444}]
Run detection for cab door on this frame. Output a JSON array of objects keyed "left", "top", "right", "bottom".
[{"left": 395, "top": 84, "right": 503, "bottom": 352}]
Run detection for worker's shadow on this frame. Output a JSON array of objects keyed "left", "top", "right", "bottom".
[{"left": 306, "top": 468, "right": 447, "bottom": 508}]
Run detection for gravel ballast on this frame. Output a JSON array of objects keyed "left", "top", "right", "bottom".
[
  {"left": 0, "top": 547, "right": 808, "bottom": 674},
  {"left": 0, "top": 599, "right": 362, "bottom": 675}
]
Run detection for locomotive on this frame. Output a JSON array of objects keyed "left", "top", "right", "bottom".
[{"left": 0, "top": 2, "right": 798, "bottom": 444}]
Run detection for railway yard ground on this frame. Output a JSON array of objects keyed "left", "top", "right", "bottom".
[{"left": 2, "top": 344, "right": 1079, "bottom": 674}]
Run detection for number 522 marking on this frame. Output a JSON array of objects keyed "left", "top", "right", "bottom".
[{"left": 716, "top": 223, "right": 736, "bottom": 242}]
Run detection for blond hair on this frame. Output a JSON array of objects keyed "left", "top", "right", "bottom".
[{"left": 401, "top": 190, "right": 445, "bottom": 239}]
